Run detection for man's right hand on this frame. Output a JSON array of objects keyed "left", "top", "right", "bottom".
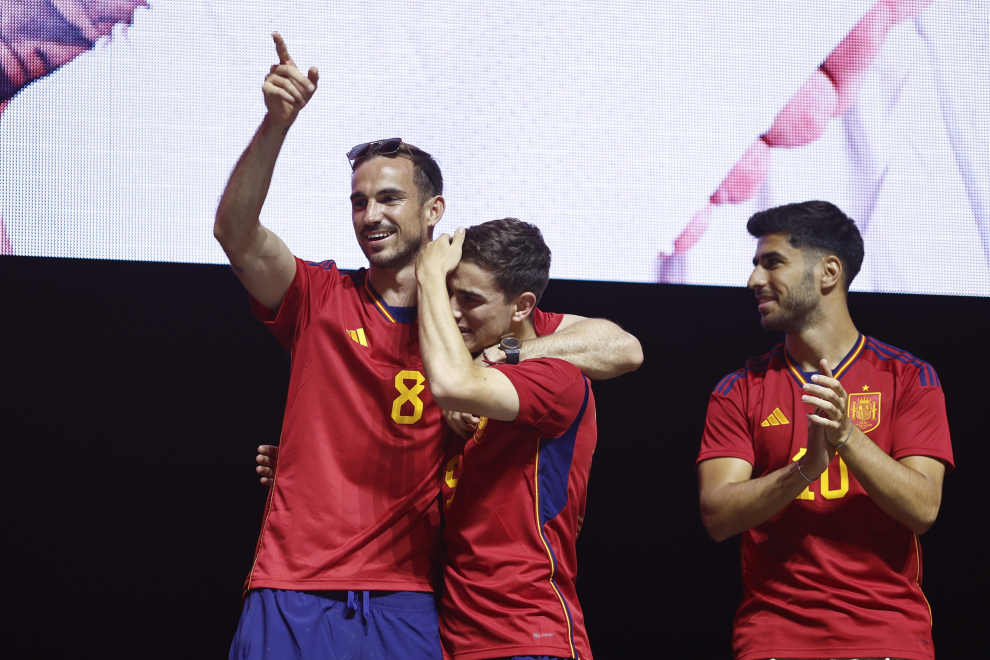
[
  {"left": 255, "top": 445, "right": 279, "bottom": 486},
  {"left": 263, "top": 32, "right": 319, "bottom": 128},
  {"left": 443, "top": 410, "right": 481, "bottom": 439}
]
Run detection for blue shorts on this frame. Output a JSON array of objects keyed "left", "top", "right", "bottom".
[{"left": 230, "top": 589, "right": 441, "bottom": 660}]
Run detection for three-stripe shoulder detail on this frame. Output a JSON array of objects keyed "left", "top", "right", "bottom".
[
  {"left": 304, "top": 259, "right": 337, "bottom": 270},
  {"left": 714, "top": 345, "right": 782, "bottom": 396},
  {"left": 865, "top": 337, "right": 941, "bottom": 388}
]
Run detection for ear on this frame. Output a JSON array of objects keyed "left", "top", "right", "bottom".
[
  {"left": 425, "top": 195, "right": 446, "bottom": 239},
  {"left": 820, "top": 255, "right": 843, "bottom": 292},
  {"left": 511, "top": 292, "right": 538, "bottom": 322}
]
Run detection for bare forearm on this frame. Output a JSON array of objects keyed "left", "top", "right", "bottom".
[
  {"left": 417, "top": 270, "right": 481, "bottom": 405},
  {"left": 214, "top": 115, "right": 290, "bottom": 255},
  {"left": 838, "top": 431, "right": 942, "bottom": 533},
  {"left": 521, "top": 318, "right": 643, "bottom": 379},
  {"left": 700, "top": 462, "right": 814, "bottom": 542}
]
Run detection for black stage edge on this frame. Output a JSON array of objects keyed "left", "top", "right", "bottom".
[{"left": 4, "top": 255, "right": 987, "bottom": 658}]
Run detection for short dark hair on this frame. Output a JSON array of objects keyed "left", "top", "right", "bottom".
[
  {"left": 462, "top": 218, "right": 552, "bottom": 305},
  {"left": 351, "top": 142, "right": 443, "bottom": 206},
  {"left": 747, "top": 201, "right": 865, "bottom": 289}
]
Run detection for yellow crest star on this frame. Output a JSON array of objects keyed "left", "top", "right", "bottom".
[{"left": 862, "top": 385, "right": 870, "bottom": 391}]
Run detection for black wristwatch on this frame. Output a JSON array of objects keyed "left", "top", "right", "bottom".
[{"left": 499, "top": 337, "right": 521, "bottom": 365}]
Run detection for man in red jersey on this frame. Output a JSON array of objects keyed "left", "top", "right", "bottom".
[
  {"left": 216, "top": 34, "right": 642, "bottom": 659},
  {"left": 417, "top": 219, "right": 597, "bottom": 660},
  {"left": 696, "top": 201, "right": 953, "bottom": 660}
]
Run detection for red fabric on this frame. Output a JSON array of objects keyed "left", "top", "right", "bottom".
[
  {"left": 697, "top": 338, "right": 953, "bottom": 660},
  {"left": 439, "top": 359, "right": 596, "bottom": 660},
  {"left": 244, "top": 258, "right": 564, "bottom": 594}
]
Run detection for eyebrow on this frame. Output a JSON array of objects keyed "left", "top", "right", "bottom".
[
  {"left": 753, "top": 250, "right": 785, "bottom": 266},
  {"left": 350, "top": 187, "right": 406, "bottom": 202},
  {"left": 454, "top": 286, "right": 484, "bottom": 299}
]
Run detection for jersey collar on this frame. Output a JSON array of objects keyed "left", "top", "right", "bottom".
[
  {"left": 364, "top": 278, "right": 417, "bottom": 324},
  {"left": 784, "top": 333, "right": 865, "bottom": 386}
]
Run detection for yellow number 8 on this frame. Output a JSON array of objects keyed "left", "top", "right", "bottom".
[{"left": 391, "top": 370, "right": 425, "bottom": 424}]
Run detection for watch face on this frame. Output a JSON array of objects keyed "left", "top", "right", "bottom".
[{"left": 500, "top": 337, "right": 521, "bottom": 350}]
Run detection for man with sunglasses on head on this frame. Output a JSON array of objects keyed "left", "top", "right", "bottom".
[{"left": 214, "top": 33, "right": 643, "bottom": 659}]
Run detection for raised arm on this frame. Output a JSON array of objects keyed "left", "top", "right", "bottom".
[
  {"left": 416, "top": 230, "right": 521, "bottom": 421},
  {"left": 479, "top": 315, "right": 643, "bottom": 379},
  {"left": 698, "top": 419, "right": 835, "bottom": 542},
  {"left": 213, "top": 33, "right": 318, "bottom": 310},
  {"left": 802, "top": 360, "right": 947, "bottom": 534}
]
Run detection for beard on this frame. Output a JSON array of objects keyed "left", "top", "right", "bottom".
[
  {"left": 362, "top": 223, "right": 426, "bottom": 271},
  {"left": 759, "top": 268, "right": 824, "bottom": 334}
]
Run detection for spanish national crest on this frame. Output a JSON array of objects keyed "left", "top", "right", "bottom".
[
  {"left": 847, "top": 392, "right": 881, "bottom": 433},
  {"left": 472, "top": 417, "right": 489, "bottom": 444}
]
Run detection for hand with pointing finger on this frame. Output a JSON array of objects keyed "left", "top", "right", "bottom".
[{"left": 263, "top": 32, "right": 319, "bottom": 128}]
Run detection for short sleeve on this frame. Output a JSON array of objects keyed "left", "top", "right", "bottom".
[
  {"left": 495, "top": 359, "right": 587, "bottom": 438},
  {"left": 249, "top": 257, "right": 342, "bottom": 349},
  {"left": 532, "top": 308, "right": 564, "bottom": 336},
  {"left": 890, "top": 378, "right": 954, "bottom": 469},
  {"left": 697, "top": 387, "right": 755, "bottom": 467}
]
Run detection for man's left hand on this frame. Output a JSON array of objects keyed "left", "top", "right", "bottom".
[
  {"left": 418, "top": 228, "right": 465, "bottom": 279},
  {"left": 473, "top": 344, "right": 506, "bottom": 367},
  {"left": 801, "top": 358, "right": 853, "bottom": 447}
]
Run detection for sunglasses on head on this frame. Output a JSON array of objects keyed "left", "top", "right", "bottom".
[{"left": 346, "top": 138, "right": 403, "bottom": 166}]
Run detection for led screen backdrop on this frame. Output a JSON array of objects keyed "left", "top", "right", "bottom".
[{"left": 1, "top": 0, "right": 987, "bottom": 295}]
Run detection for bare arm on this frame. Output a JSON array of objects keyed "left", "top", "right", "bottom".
[
  {"left": 803, "top": 360, "right": 946, "bottom": 534},
  {"left": 480, "top": 314, "right": 644, "bottom": 380},
  {"left": 213, "top": 33, "right": 318, "bottom": 310},
  {"left": 417, "top": 230, "right": 521, "bottom": 421},
  {"left": 698, "top": 419, "right": 834, "bottom": 542}
]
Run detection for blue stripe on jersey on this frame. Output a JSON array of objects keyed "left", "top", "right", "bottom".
[
  {"left": 347, "top": 268, "right": 368, "bottom": 286},
  {"left": 534, "top": 380, "right": 589, "bottom": 660},
  {"left": 714, "top": 345, "right": 782, "bottom": 395},
  {"left": 865, "top": 337, "right": 941, "bottom": 388},
  {"left": 538, "top": 378, "right": 590, "bottom": 524},
  {"left": 304, "top": 259, "right": 337, "bottom": 270}
]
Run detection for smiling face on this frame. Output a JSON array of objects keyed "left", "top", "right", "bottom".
[
  {"left": 350, "top": 156, "right": 435, "bottom": 270},
  {"left": 747, "top": 232, "right": 824, "bottom": 334},
  {"left": 447, "top": 260, "right": 529, "bottom": 353}
]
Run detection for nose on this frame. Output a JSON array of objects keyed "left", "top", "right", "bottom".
[
  {"left": 747, "top": 265, "right": 766, "bottom": 290},
  {"left": 364, "top": 199, "right": 385, "bottom": 225},
  {"left": 449, "top": 293, "right": 462, "bottom": 319}
]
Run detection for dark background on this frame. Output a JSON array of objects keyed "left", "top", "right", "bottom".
[{"left": 4, "top": 255, "right": 986, "bottom": 658}]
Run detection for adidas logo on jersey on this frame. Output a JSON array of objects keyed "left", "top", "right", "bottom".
[
  {"left": 761, "top": 407, "right": 789, "bottom": 427},
  {"left": 346, "top": 328, "right": 368, "bottom": 347}
]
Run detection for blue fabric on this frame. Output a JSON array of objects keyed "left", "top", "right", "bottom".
[
  {"left": 537, "top": 378, "right": 590, "bottom": 525},
  {"left": 230, "top": 589, "right": 440, "bottom": 660}
]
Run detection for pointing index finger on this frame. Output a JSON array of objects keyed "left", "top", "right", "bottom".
[{"left": 272, "top": 31, "right": 294, "bottom": 65}]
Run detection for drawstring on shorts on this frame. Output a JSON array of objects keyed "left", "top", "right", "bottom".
[{"left": 345, "top": 590, "right": 371, "bottom": 624}]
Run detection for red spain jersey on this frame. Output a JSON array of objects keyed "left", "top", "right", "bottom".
[
  {"left": 245, "top": 257, "right": 562, "bottom": 594},
  {"left": 439, "top": 359, "right": 597, "bottom": 660},
  {"left": 697, "top": 335, "right": 954, "bottom": 660}
]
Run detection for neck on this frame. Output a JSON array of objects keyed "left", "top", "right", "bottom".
[
  {"left": 368, "top": 260, "right": 420, "bottom": 308},
  {"left": 784, "top": 298, "right": 860, "bottom": 372},
  {"left": 505, "top": 317, "right": 538, "bottom": 342}
]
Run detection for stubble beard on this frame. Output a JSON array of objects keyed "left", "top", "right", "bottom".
[
  {"left": 364, "top": 225, "right": 426, "bottom": 271},
  {"left": 760, "top": 269, "right": 824, "bottom": 334}
]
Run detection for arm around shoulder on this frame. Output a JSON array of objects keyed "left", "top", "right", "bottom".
[{"left": 525, "top": 314, "right": 643, "bottom": 380}]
